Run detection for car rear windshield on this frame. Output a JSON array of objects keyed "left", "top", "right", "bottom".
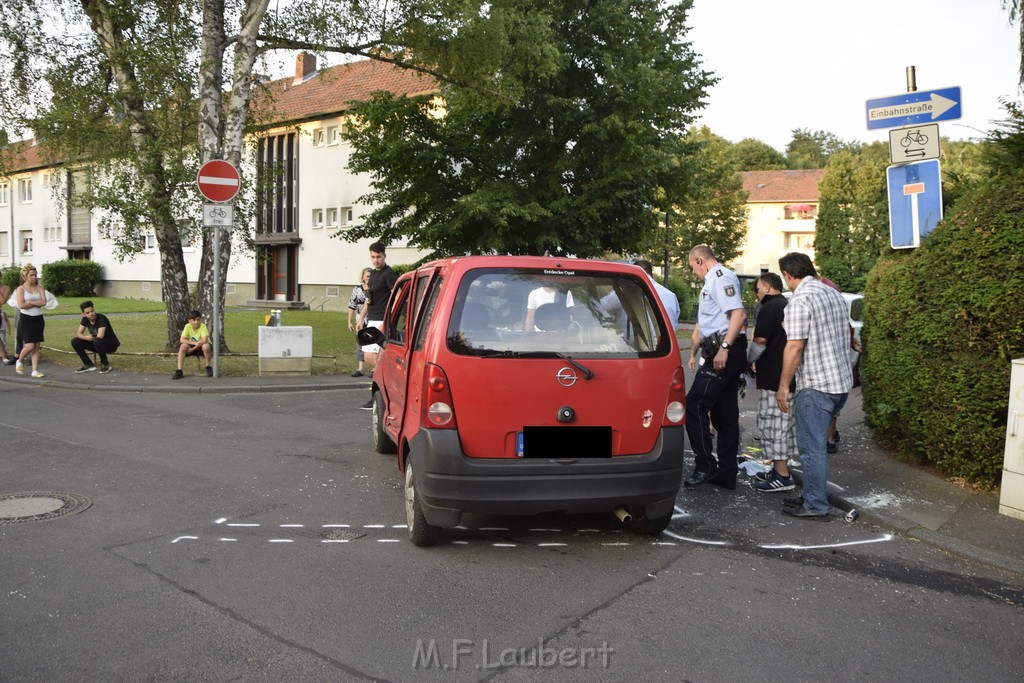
[{"left": 446, "top": 267, "right": 672, "bottom": 358}]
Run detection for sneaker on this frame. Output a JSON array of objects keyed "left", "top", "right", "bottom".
[
  {"left": 783, "top": 495, "right": 804, "bottom": 508},
  {"left": 755, "top": 470, "right": 796, "bottom": 492},
  {"left": 31, "top": 370, "right": 45, "bottom": 378},
  {"left": 172, "top": 369, "right": 184, "bottom": 380},
  {"left": 99, "top": 365, "right": 112, "bottom": 374},
  {"left": 76, "top": 364, "right": 97, "bottom": 373},
  {"left": 206, "top": 366, "right": 213, "bottom": 377},
  {"left": 360, "top": 397, "right": 374, "bottom": 410},
  {"left": 350, "top": 370, "right": 364, "bottom": 378},
  {"left": 1, "top": 357, "right": 12, "bottom": 365},
  {"left": 15, "top": 360, "right": 24, "bottom": 375}
]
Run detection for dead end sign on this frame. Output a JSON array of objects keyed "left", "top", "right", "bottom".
[{"left": 197, "top": 160, "right": 240, "bottom": 202}]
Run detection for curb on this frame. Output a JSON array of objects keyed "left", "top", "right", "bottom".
[{"left": 0, "top": 375, "right": 367, "bottom": 394}]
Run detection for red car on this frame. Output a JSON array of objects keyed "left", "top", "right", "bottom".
[{"left": 359, "top": 256, "right": 686, "bottom": 545}]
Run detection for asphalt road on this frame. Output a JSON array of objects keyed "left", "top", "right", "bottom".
[{"left": 1, "top": 381, "right": 1021, "bottom": 681}]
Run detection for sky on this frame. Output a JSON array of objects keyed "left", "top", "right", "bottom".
[{"left": 686, "top": 0, "right": 1022, "bottom": 151}]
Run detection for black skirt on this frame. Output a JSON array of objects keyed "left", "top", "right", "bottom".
[{"left": 19, "top": 313, "right": 45, "bottom": 344}]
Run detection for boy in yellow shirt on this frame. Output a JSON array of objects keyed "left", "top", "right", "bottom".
[{"left": 172, "top": 310, "right": 212, "bottom": 379}]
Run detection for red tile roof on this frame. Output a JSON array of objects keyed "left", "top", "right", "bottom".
[
  {"left": 741, "top": 169, "right": 826, "bottom": 203},
  {"left": 251, "top": 56, "right": 437, "bottom": 126},
  {"left": 0, "top": 138, "right": 48, "bottom": 175}
]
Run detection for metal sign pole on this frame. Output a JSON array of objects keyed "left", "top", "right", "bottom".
[{"left": 213, "top": 216, "right": 220, "bottom": 379}]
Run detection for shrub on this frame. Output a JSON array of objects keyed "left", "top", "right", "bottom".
[
  {"left": 2, "top": 265, "right": 20, "bottom": 292},
  {"left": 862, "top": 172, "right": 1024, "bottom": 486},
  {"left": 40, "top": 259, "right": 103, "bottom": 296}
]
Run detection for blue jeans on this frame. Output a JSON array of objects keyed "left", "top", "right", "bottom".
[{"left": 793, "top": 389, "right": 848, "bottom": 514}]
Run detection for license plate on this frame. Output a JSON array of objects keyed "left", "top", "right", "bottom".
[{"left": 519, "top": 426, "right": 612, "bottom": 458}]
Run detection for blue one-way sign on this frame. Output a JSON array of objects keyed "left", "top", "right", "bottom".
[
  {"left": 887, "top": 160, "right": 943, "bottom": 249},
  {"left": 866, "top": 87, "right": 962, "bottom": 130}
]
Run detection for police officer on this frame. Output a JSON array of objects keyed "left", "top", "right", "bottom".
[{"left": 684, "top": 245, "right": 747, "bottom": 490}]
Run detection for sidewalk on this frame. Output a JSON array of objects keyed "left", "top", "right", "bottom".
[{"left": 4, "top": 353, "right": 1023, "bottom": 576}]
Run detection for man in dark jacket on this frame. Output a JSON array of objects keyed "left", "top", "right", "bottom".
[{"left": 71, "top": 301, "right": 121, "bottom": 373}]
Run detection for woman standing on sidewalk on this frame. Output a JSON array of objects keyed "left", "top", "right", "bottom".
[
  {"left": 346, "top": 267, "right": 372, "bottom": 377},
  {"left": 12, "top": 263, "right": 47, "bottom": 378}
]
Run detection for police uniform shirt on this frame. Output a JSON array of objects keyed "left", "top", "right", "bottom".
[{"left": 697, "top": 264, "right": 744, "bottom": 340}]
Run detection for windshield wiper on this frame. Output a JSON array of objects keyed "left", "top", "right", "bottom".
[{"left": 556, "top": 353, "right": 595, "bottom": 381}]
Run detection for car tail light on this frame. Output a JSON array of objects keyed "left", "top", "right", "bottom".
[
  {"left": 664, "top": 366, "right": 686, "bottom": 425},
  {"left": 422, "top": 363, "right": 457, "bottom": 429}
]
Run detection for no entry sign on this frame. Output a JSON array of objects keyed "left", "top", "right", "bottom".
[{"left": 196, "top": 160, "right": 240, "bottom": 202}]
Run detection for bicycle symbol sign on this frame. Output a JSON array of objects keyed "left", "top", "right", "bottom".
[
  {"left": 203, "top": 203, "right": 235, "bottom": 228},
  {"left": 888, "top": 123, "right": 940, "bottom": 165}
]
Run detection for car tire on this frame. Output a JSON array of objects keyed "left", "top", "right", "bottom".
[
  {"left": 372, "top": 392, "right": 397, "bottom": 454},
  {"left": 628, "top": 511, "right": 673, "bottom": 536},
  {"left": 405, "top": 460, "right": 441, "bottom": 547}
]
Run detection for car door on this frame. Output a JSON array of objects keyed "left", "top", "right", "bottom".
[{"left": 380, "top": 278, "right": 413, "bottom": 441}]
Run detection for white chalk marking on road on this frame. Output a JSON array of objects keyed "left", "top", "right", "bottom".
[
  {"left": 219, "top": 538, "right": 238, "bottom": 542},
  {"left": 538, "top": 543, "right": 568, "bottom": 547},
  {"left": 364, "top": 524, "right": 386, "bottom": 529},
  {"left": 268, "top": 539, "right": 294, "bottom": 543},
  {"left": 171, "top": 536, "right": 199, "bottom": 543},
  {"left": 451, "top": 540, "right": 470, "bottom": 545},
  {"left": 492, "top": 543, "right": 517, "bottom": 547},
  {"left": 529, "top": 528, "right": 562, "bottom": 532},
  {"left": 759, "top": 534, "right": 894, "bottom": 551},
  {"left": 480, "top": 527, "right": 509, "bottom": 531},
  {"left": 279, "top": 524, "right": 304, "bottom": 528},
  {"left": 322, "top": 524, "right": 350, "bottom": 528},
  {"left": 601, "top": 542, "right": 632, "bottom": 547},
  {"left": 214, "top": 518, "right": 227, "bottom": 524},
  {"left": 377, "top": 539, "right": 401, "bottom": 543},
  {"left": 392, "top": 524, "right": 408, "bottom": 529},
  {"left": 322, "top": 539, "right": 350, "bottom": 543},
  {"left": 577, "top": 528, "right": 601, "bottom": 533},
  {"left": 227, "top": 523, "right": 260, "bottom": 527},
  {"left": 662, "top": 530, "right": 731, "bottom": 546},
  {"left": 651, "top": 541, "right": 678, "bottom": 546}
]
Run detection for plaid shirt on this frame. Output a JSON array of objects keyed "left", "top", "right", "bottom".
[{"left": 782, "top": 277, "right": 853, "bottom": 394}]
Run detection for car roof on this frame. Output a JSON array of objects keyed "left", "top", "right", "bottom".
[{"left": 413, "top": 254, "right": 648, "bottom": 276}]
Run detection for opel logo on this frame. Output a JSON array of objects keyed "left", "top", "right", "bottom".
[{"left": 556, "top": 367, "right": 578, "bottom": 387}]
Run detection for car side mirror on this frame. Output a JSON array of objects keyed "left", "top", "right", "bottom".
[{"left": 357, "top": 326, "right": 386, "bottom": 346}]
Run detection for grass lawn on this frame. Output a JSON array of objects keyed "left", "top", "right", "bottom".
[{"left": 15, "top": 297, "right": 358, "bottom": 376}]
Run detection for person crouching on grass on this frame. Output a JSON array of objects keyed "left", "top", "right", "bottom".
[
  {"left": 172, "top": 310, "right": 213, "bottom": 380},
  {"left": 72, "top": 300, "right": 120, "bottom": 374}
]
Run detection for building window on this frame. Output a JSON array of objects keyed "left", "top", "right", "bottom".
[
  {"left": 20, "top": 231, "right": 33, "bottom": 254},
  {"left": 325, "top": 207, "right": 338, "bottom": 227},
  {"left": 312, "top": 208, "right": 324, "bottom": 228},
  {"left": 256, "top": 132, "right": 298, "bottom": 235},
  {"left": 42, "top": 171, "right": 54, "bottom": 189},
  {"left": 19, "top": 178, "right": 32, "bottom": 203},
  {"left": 45, "top": 225, "right": 60, "bottom": 242},
  {"left": 0, "top": 182, "right": 8, "bottom": 205},
  {"left": 141, "top": 234, "right": 157, "bottom": 252},
  {"left": 327, "top": 126, "right": 340, "bottom": 146},
  {"left": 340, "top": 206, "right": 353, "bottom": 226},
  {"left": 312, "top": 128, "right": 325, "bottom": 147},
  {"left": 0, "top": 231, "right": 8, "bottom": 257}
]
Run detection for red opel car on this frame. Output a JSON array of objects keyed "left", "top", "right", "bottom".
[{"left": 359, "top": 256, "right": 686, "bottom": 545}]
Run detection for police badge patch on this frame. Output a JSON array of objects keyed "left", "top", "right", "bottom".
[{"left": 725, "top": 285, "right": 736, "bottom": 297}]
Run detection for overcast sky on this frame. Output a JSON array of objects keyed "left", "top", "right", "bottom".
[{"left": 686, "top": 0, "right": 1021, "bottom": 151}]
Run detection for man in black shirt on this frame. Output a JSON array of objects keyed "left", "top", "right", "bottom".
[
  {"left": 747, "top": 273, "right": 796, "bottom": 492},
  {"left": 359, "top": 241, "right": 398, "bottom": 409},
  {"left": 72, "top": 300, "right": 121, "bottom": 373}
]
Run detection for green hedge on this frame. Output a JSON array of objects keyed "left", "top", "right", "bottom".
[
  {"left": 863, "top": 174, "right": 1024, "bottom": 485},
  {"left": 41, "top": 260, "right": 104, "bottom": 296},
  {"left": 2, "top": 266, "right": 19, "bottom": 292}
]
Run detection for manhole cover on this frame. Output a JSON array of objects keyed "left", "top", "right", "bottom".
[{"left": 0, "top": 492, "right": 92, "bottom": 524}]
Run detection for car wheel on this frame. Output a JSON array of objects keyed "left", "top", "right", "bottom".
[
  {"left": 405, "top": 460, "right": 441, "bottom": 547},
  {"left": 372, "top": 392, "right": 397, "bottom": 454},
  {"left": 628, "top": 512, "right": 673, "bottom": 536}
]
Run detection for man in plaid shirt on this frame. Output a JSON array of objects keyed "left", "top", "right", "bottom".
[{"left": 775, "top": 252, "right": 854, "bottom": 520}]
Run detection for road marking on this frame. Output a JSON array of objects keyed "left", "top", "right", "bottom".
[
  {"left": 268, "top": 539, "right": 293, "bottom": 543},
  {"left": 227, "top": 523, "right": 260, "bottom": 527},
  {"left": 171, "top": 536, "right": 198, "bottom": 543},
  {"left": 279, "top": 524, "right": 304, "bottom": 528},
  {"left": 759, "top": 534, "right": 894, "bottom": 551},
  {"left": 322, "top": 539, "right": 350, "bottom": 544},
  {"left": 219, "top": 538, "right": 238, "bottom": 542},
  {"left": 662, "top": 530, "right": 731, "bottom": 546}
]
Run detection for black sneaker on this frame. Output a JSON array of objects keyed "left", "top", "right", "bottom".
[
  {"left": 783, "top": 495, "right": 804, "bottom": 508},
  {"left": 172, "top": 369, "right": 184, "bottom": 380},
  {"left": 99, "top": 365, "right": 112, "bottom": 374},
  {"left": 351, "top": 370, "right": 364, "bottom": 377},
  {"left": 206, "top": 366, "right": 214, "bottom": 377},
  {"left": 755, "top": 470, "right": 796, "bottom": 492},
  {"left": 360, "top": 398, "right": 374, "bottom": 410},
  {"left": 76, "top": 364, "right": 97, "bottom": 373}
]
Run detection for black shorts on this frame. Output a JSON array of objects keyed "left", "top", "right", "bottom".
[{"left": 182, "top": 344, "right": 207, "bottom": 357}]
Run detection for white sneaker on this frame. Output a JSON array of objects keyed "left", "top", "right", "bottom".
[
  {"left": 15, "top": 360, "right": 24, "bottom": 375},
  {"left": 31, "top": 370, "right": 45, "bottom": 378}
]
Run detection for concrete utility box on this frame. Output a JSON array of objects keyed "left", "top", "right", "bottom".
[
  {"left": 1000, "top": 358, "right": 1024, "bottom": 520},
  {"left": 258, "top": 325, "right": 313, "bottom": 377}
]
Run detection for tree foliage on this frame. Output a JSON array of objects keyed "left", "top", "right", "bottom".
[
  {"left": 343, "top": 0, "right": 716, "bottom": 258},
  {"left": 813, "top": 142, "right": 890, "bottom": 290},
  {"left": 728, "top": 137, "right": 788, "bottom": 171},
  {"left": 786, "top": 128, "right": 853, "bottom": 169}
]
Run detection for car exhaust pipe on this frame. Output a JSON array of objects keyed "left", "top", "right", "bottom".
[{"left": 613, "top": 507, "right": 632, "bottom": 523}]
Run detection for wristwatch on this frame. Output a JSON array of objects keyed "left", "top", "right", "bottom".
[{"left": 721, "top": 340, "right": 731, "bottom": 350}]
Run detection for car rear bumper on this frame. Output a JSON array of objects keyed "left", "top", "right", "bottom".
[{"left": 407, "top": 427, "right": 685, "bottom": 527}]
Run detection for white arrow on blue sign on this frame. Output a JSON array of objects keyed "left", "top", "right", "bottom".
[
  {"left": 887, "top": 160, "right": 943, "bottom": 249},
  {"left": 866, "top": 87, "right": 961, "bottom": 130}
]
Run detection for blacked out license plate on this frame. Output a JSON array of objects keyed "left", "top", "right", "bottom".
[{"left": 519, "top": 426, "right": 612, "bottom": 458}]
